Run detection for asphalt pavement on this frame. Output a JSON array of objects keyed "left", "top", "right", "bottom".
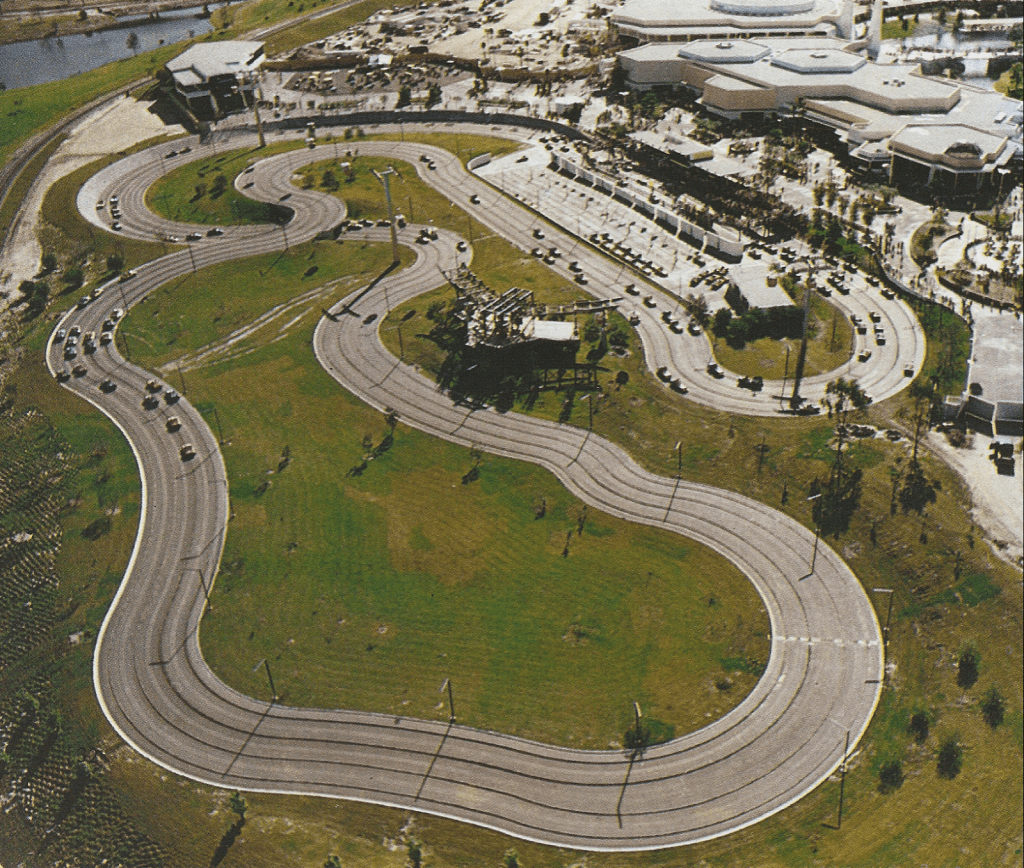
[{"left": 44, "top": 126, "right": 884, "bottom": 851}]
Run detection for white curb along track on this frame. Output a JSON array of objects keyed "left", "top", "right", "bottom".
[{"left": 46, "top": 128, "right": 883, "bottom": 851}]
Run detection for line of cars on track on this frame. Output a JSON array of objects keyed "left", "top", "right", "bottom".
[
  {"left": 97, "top": 189, "right": 224, "bottom": 241},
  {"left": 53, "top": 300, "right": 193, "bottom": 460},
  {"left": 97, "top": 193, "right": 121, "bottom": 231}
]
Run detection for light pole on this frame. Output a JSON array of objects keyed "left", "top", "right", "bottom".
[
  {"left": 236, "top": 71, "right": 265, "bottom": 148},
  {"left": 872, "top": 587, "right": 895, "bottom": 650},
  {"left": 253, "top": 657, "right": 277, "bottom": 703},
  {"left": 674, "top": 440, "right": 682, "bottom": 478},
  {"left": 197, "top": 567, "right": 213, "bottom": 614},
  {"left": 211, "top": 405, "right": 225, "bottom": 445},
  {"left": 790, "top": 256, "right": 815, "bottom": 409},
  {"left": 836, "top": 729, "right": 850, "bottom": 829},
  {"left": 440, "top": 677, "right": 455, "bottom": 722},
  {"left": 371, "top": 167, "right": 401, "bottom": 265},
  {"left": 807, "top": 492, "right": 822, "bottom": 574}
]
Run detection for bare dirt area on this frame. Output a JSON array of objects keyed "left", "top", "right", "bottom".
[
  {"left": 927, "top": 429, "right": 1024, "bottom": 565},
  {"left": 0, "top": 95, "right": 183, "bottom": 311}
]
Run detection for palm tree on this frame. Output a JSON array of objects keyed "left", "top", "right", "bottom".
[
  {"left": 683, "top": 293, "right": 711, "bottom": 329},
  {"left": 826, "top": 377, "right": 871, "bottom": 427}
]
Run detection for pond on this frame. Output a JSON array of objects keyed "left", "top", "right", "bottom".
[{"left": 0, "top": 5, "right": 221, "bottom": 91}]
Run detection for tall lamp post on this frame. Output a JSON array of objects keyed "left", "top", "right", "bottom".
[
  {"left": 440, "top": 678, "right": 455, "bottom": 723},
  {"left": 790, "top": 255, "right": 817, "bottom": 410},
  {"left": 371, "top": 167, "right": 401, "bottom": 266},
  {"left": 807, "top": 492, "right": 822, "bottom": 574},
  {"left": 253, "top": 657, "right": 277, "bottom": 703},
  {"left": 872, "top": 587, "right": 896, "bottom": 681},
  {"left": 237, "top": 71, "right": 265, "bottom": 148}
]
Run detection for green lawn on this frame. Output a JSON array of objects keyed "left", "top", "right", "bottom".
[
  {"left": 146, "top": 141, "right": 304, "bottom": 226},
  {"left": 264, "top": 0, "right": 419, "bottom": 54},
  {"left": 124, "top": 237, "right": 412, "bottom": 369},
  {"left": 0, "top": 133, "right": 65, "bottom": 241},
  {"left": 376, "top": 140, "right": 1021, "bottom": 867},
  {"left": 713, "top": 294, "right": 855, "bottom": 380},
  {"left": 881, "top": 19, "right": 919, "bottom": 40},
  {"left": 37, "top": 147, "right": 179, "bottom": 298},
  {"left": 994, "top": 63, "right": 1023, "bottom": 100},
  {"left": 121, "top": 239, "right": 769, "bottom": 749},
  {"left": 295, "top": 133, "right": 524, "bottom": 225}
]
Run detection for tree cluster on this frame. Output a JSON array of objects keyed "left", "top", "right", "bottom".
[
  {"left": 618, "top": 139, "right": 807, "bottom": 239},
  {"left": 16, "top": 280, "right": 49, "bottom": 319},
  {"left": 715, "top": 305, "right": 803, "bottom": 349}
]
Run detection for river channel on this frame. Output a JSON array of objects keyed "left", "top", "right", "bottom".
[{"left": 0, "top": 4, "right": 220, "bottom": 91}]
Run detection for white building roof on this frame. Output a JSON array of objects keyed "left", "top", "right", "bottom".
[
  {"left": 167, "top": 40, "right": 265, "bottom": 86},
  {"left": 527, "top": 319, "right": 577, "bottom": 341},
  {"left": 730, "top": 265, "right": 795, "bottom": 309},
  {"left": 613, "top": 0, "right": 842, "bottom": 35}
]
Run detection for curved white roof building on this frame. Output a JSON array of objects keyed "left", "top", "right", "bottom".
[{"left": 612, "top": 0, "right": 855, "bottom": 42}]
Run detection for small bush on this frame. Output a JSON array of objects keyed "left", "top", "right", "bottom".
[
  {"left": 908, "top": 710, "right": 930, "bottom": 743},
  {"left": 878, "top": 759, "right": 904, "bottom": 793},
  {"left": 63, "top": 266, "right": 84, "bottom": 289},
  {"left": 957, "top": 647, "right": 979, "bottom": 689},
  {"left": 937, "top": 736, "right": 963, "bottom": 779},
  {"left": 980, "top": 686, "right": 1005, "bottom": 728}
]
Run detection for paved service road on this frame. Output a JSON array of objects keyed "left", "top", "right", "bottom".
[{"left": 46, "top": 129, "right": 883, "bottom": 851}]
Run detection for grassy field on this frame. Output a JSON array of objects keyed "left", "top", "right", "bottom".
[
  {"left": 124, "top": 235, "right": 413, "bottom": 369},
  {"left": 265, "top": 0, "right": 418, "bottom": 54},
  {"left": 385, "top": 130, "right": 526, "bottom": 167},
  {"left": 375, "top": 137, "right": 1022, "bottom": 867},
  {"left": 994, "top": 63, "right": 1023, "bottom": 100},
  {"left": 714, "top": 294, "right": 855, "bottom": 380},
  {"left": 881, "top": 18, "right": 919, "bottom": 40},
  {"left": 5, "top": 130, "right": 1020, "bottom": 867},
  {"left": 292, "top": 132, "right": 525, "bottom": 226},
  {"left": 120, "top": 237, "right": 769, "bottom": 749},
  {"left": 205, "top": 0, "right": 419, "bottom": 54},
  {"left": 146, "top": 141, "right": 305, "bottom": 225}
]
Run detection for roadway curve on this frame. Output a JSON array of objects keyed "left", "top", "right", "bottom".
[
  {"left": 78, "top": 127, "right": 924, "bottom": 416},
  {"left": 47, "top": 130, "right": 883, "bottom": 851}
]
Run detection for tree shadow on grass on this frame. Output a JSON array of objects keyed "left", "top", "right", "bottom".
[{"left": 210, "top": 819, "right": 244, "bottom": 868}]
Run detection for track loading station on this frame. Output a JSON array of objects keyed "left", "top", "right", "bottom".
[{"left": 446, "top": 265, "right": 622, "bottom": 352}]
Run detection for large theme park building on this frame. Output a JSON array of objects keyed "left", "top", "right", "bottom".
[
  {"left": 163, "top": 41, "right": 266, "bottom": 120},
  {"left": 614, "top": 0, "right": 1022, "bottom": 198}
]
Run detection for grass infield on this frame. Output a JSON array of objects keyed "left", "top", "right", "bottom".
[
  {"left": 121, "top": 238, "right": 770, "bottom": 749},
  {"left": 5, "top": 132, "right": 1019, "bottom": 868},
  {"left": 713, "top": 294, "right": 856, "bottom": 381}
]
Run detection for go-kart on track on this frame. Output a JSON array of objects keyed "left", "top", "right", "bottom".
[{"left": 49, "top": 125, "right": 887, "bottom": 851}]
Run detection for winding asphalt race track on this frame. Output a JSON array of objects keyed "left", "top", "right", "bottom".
[
  {"left": 47, "top": 128, "right": 884, "bottom": 850},
  {"left": 78, "top": 127, "right": 925, "bottom": 415}
]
